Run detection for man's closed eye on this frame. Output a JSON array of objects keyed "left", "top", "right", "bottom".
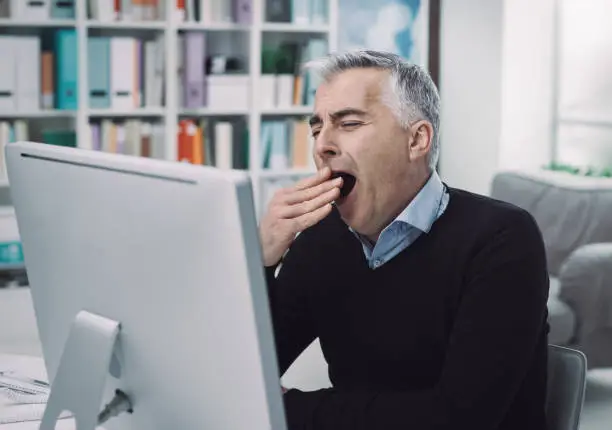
[{"left": 341, "top": 122, "right": 363, "bottom": 130}]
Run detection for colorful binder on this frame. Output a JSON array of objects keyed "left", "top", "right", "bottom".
[
  {"left": 50, "top": 0, "right": 75, "bottom": 18},
  {"left": 55, "top": 29, "right": 78, "bottom": 110},
  {"left": 233, "top": 0, "right": 252, "bottom": 24},
  {"left": 88, "top": 37, "right": 111, "bottom": 109},
  {"left": 183, "top": 32, "right": 205, "bottom": 108},
  {"left": 15, "top": 37, "right": 41, "bottom": 112},
  {"left": 0, "top": 37, "right": 16, "bottom": 112}
]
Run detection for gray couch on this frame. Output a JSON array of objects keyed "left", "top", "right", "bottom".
[{"left": 491, "top": 169, "right": 612, "bottom": 369}]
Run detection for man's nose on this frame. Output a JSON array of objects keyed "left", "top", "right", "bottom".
[{"left": 314, "top": 130, "right": 340, "bottom": 160}]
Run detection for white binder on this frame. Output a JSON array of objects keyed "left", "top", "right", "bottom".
[
  {"left": 214, "top": 122, "right": 233, "bottom": 170},
  {"left": 176, "top": 34, "right": 184, "bottom": 107},
  {"left": 89, "top": 0, "right": 115, "bottom": 21},
  {"left": 152, "top": 34, "right": 165, "bottom": 107},
  {"left": 144, "top": 40, "right": 157, "bottom": 108},
  {"left": 15, "top": 37, "right": 41, "bottom": 112},
  {"left": 11, "top": 0, "right": 50, "bottom": 20},
  {"left": 0, "top": 38, "right": 16, "bottom": 112},
  {"left": 260, "top": 75, "right": 276, "bottom": 109},
  {"left": 212, "top": 0, "right": 232, "bottom": 22},
  {"left": 120, "top": 0, "right": 132, "bottom": 20},
  {"left": 200, "top": 0, "right": 212, "bottom": 24},
  {"left": 276, "top": 75, "right": 294, "bottom": 107},
  {"left": 110, "top": 37, "right": 136, "bottom": 110}
]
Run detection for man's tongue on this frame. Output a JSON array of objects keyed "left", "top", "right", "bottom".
[{"left": 331, "top": 172, "right": 357, "bottom": 198}]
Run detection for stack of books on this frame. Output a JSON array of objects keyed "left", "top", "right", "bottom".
[
  {"left": 89, "top": 0, "right": 164, "bottom": 21},
  {"left": 87, "top": 120, "right": 165, "bottom": 158},
  {"left": 177, "top": 118, "right": 249, "bottom": 169},
  {"left": 260, "top": 119, "right": 313, "bottom": 170},
  {"left": 0, "top": 0, "right": 75, "bottom": 19}
]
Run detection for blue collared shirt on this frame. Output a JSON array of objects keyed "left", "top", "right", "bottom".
[{"left": 351, "top": 171, "right": 450, "bottom": 269}]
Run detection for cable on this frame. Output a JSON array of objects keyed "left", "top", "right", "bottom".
[
  {"left": 1, "top": 383, "right": 133, "bottom": 425},
  {"left": 97, "top": 389, "right": 133, "bottom": 425}
]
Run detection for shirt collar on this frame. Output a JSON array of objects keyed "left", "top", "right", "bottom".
[
  {"left": 347, "top": 170, "right": 446, "bottom": 241},
  {"left": 394, "top": 170, "right": 445, "bottom": 233}
]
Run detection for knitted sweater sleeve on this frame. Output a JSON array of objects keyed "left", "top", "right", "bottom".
[
  {"left": 265, "top": 230, "right": 320, "bottom": 377},
  {"left": 281, "top": 209, "right": 550, "bottom": 430}
]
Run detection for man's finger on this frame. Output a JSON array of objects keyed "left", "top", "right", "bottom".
[
  {"left": 283, "top": 176, "right": 342, "bottom": 205},
  {"left": 281, "top": 187, "right": 339, "bottom": 219},
  {"left": 293, "top": 203, "right": 334, "bottom": 231},
  {"left": 293, "top": 167, "right": 331, "bottom": 191}
]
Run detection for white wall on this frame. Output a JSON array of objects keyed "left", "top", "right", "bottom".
[
  {"left": 439, "top": 0, "right": 557, "bottom": 194},
  {"left": 556, "top": 0, "right": 612, "bottom": 169},
  {"left": 439, "top": 0, "right": 612, "bottom": 194},
  {"left": 498, "top": 0, "right": 555, "bottom": 172},
  {"left": 438, "top": 0, "right": 504, "bottom": 195}
]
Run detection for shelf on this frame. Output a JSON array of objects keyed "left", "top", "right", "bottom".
[
  {"left": 0, "top": 0, "right": 338, "bottom": 217},
  {"left": 0, "top": 18, "right": 76, "bottom": 27},
  {"left": 261, "top": 106, "right": 313, "bottom": 116},
  {"left": 178, "top": 22, "right": 251, "bottom": 31},
  {"left": 0, "top": 263, "right": 26, "bottom": 272},
  {"left": 259, "top": 169, "right": 315, "bottom": 179},
  {"left": 559, "top": 114, "right": 612, "bottom": 129},
  {"left": 86, "top": 20, "right": 166, "bottom": 30},
  {"left": 261, "top": 23, "right": 330, "bottom": 33},
  {"left": 0, "top": 110, "right": 75, "bottom": 119},
  {"left": 88, "top": 108, "right": 165, "bottom": 118},
  {"left": 179, "top": 108, "right": 250, "bottom": 116}
]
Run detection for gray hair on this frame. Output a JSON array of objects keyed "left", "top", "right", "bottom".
[{"left": 307, "top": 50, "right": 440, "bottom": 171}]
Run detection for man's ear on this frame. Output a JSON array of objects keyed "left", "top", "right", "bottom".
[{"left": 409, "top": 120, "right": 434, "bottom": 158}]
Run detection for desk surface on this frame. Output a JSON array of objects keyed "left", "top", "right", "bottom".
[
  {"left": 0, "top": 339, "right": 332, "bottom": 429},
  {"left": 0, "top": 353, "right": 45, "bottom": 381},
  {"left": 0, "top": 353, "right": 96, "bottom": 430}
]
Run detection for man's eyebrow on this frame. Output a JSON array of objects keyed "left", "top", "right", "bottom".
[
  {"left": 309, "top": 114, "right": 322, "bottom": 127},
  {"left": 329, "top": 108, "right": 368, "bottom": 120},
  {"left": 308, "top": 108, "right": 368, "bottom": 127}
]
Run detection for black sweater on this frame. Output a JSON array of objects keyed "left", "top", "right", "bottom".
[{"left": 265, "top": 187, "right": 550, "bottom": 430}]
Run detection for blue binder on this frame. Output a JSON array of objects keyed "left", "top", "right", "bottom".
[
  {"left": 55, "top": 29, "right": 78, "bottom": 110},
  {"left": 50, "top": 0, "right": 75, "bottom": 19},
  {"left": 88, "top": 37, "right": 110, "bottom": 109},
  {"left": 305, "top": 39, "right": 328, "bottom": 106},
  {"left": 260, "top": 122, "right": 272, "bottom": 168}
]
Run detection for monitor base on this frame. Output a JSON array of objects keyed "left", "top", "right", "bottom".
[{"left": 40, "top": 310, "right": 120, "bottom": 430}]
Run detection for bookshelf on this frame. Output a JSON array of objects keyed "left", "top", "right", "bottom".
[{"left": 0, "top": 0, "right": 338, "bottom": 218}]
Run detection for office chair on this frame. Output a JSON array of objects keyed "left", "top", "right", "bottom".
[
  {"left": 283, "top": 341, "right": 588, "bottom": 430},
  {"left": 546, "top": 344, "right": 588, "bottom": 430}
]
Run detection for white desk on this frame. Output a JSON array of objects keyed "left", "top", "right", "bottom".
[
  {"left": 0, "top": 353, "right": 87, "bottom": 430},
  {"left": 0, "top": 340, "right": 331, "bottom": 430}
]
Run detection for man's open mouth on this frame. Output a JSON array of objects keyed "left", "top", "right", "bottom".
[{"left": 331, "top": 171, "right": 357, "bottom": 198}]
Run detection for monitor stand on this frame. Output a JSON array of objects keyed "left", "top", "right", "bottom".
[{"left": 39, "top": 310, "right": 121, "bottom": 430}]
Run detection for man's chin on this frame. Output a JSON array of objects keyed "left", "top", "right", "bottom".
[{"left": 336, "top": 204, "right": 362, "bottom": 230}]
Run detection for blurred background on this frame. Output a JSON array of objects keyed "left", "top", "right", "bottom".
[{"left": 0, "top": 1, "right": 611, "bottom": 428}]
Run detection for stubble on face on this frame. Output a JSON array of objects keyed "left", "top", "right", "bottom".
[{"left": 313, "top": 68, "right": 427, "bottom": 241}]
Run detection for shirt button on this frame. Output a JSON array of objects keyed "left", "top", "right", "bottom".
[{"left": 373, "top": 259, "right": 382, "bottom": 268}]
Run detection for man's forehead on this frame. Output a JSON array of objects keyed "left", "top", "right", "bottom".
[
  {"left": 320, "top": 68, "right": 387, "bottom": 93},
  {"left": 314, "top": 69, "right": 388, "bottom": 112}
]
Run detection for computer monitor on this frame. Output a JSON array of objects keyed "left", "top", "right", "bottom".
[{"left": 5, "top": 141, "right": 287, "bottom": 430}]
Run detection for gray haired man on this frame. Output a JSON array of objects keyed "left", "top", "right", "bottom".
[{"left": 259, "top": 50, "right": 549, "bottom": 430}]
